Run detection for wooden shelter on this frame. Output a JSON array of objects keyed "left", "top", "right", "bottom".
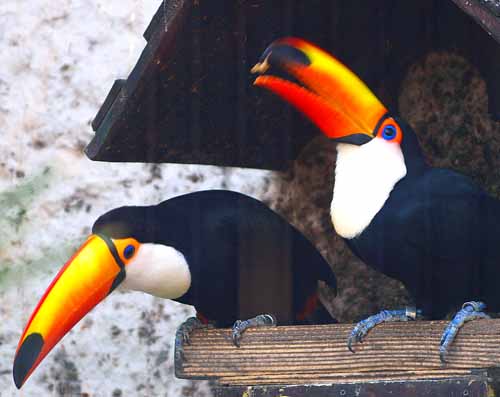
[{"left": 87, "top": 0, "right": 500, "bottom": 169}]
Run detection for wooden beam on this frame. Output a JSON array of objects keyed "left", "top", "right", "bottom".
[
  {"left": 213, "top": 375, "right": 492, "bottom": 396},
  {"left": 451, "top": 0, "right": 500, "bottom": 43},
  {"left": 175, "top": 320, "right": 500, "bottom": 386}
]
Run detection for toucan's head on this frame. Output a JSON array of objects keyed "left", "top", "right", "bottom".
[
  {"left": 252, "top": 37, "right": 404, "bottom": 147},
  {"left": 252, "top": 38, "right": 429, "bottom": 239},
  {"left": 13, "top": 206, "right": 191, "bottom": 389}
]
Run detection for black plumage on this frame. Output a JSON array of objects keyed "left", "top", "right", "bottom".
[
  {"left": 93, "top": 190, "right": 336, "bottom": 326},
  {"left": 347, "top": 119, "right": 500, "bottom": 319}
]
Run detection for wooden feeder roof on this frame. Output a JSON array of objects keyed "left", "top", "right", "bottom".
[{"left": 87, "top": 0, "right": 500, "bottom": 170}]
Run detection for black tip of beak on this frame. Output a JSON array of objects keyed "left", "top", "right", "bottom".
[
  {"left": 13, "top": 333, "right": 44, "bottom": 389},
  {"left": 259, "top": 42, "right": 311, "bottom": 68}
]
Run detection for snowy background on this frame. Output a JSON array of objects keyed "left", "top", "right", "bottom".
[
  {"left": 2, "top": 1, "right": 500, "bottom": 396},
  {"left": 0, "top": 1, "right": 254, "bottom": 395}
]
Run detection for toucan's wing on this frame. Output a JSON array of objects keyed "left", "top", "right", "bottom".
[
  {"left": 404, "top": 168, "right": 494, "bottom": 263},
  {"left": 396, "top": 168, "right": 500, "bottom": 315},
  {"left": 292, "top": 233, "right": 337, "bottom": 291}
]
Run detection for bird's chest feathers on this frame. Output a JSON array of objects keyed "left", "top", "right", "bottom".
[{"left": 331, "top": 139, "right": 407, "bottom": 239}]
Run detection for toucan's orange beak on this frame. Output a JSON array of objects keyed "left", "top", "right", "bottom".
[
  {"left": 252, "top": 37, "right": 388, "bottom": 145},
  {"left": 13, "top": 234, "right": 130, "bottom": 389}
]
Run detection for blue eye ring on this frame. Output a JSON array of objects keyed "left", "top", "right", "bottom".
[
  {"left": 382, "top": 125, "right": 397, "bottom": 140},
  {"left": 123, "top": 245, "right": 135, "bottom": 259}
]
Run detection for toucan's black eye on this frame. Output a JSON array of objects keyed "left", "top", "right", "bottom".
[
  {"left": 382, "top": 125, "right": 397, "bottom": 140},
  {"left": 123, "top": 245, "right": 135, "bottom": 259}
]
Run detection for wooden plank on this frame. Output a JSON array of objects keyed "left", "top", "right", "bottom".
[
  {"left": 175, "top": 319, "right": 500, "bottom": 386},
  {"left": 214, "top": 375, "right": 490, "bottom": 396}
]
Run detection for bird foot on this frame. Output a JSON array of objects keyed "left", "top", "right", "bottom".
[
  {"left": 439, "top": 301, "right": 490, "bottom": 363},
  {"left": 174, "top": 317, "right": 210, "bottom": 363},
  {"left": 347, "top": 307, "right": 421, "bottom": 353},
  {"left": 231, "top": 314, "right": 276, "bottom": 347}
]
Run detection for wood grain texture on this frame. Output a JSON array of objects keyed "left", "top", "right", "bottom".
[{"left": 175, "top": 320, "right": 500, "bottom": 386}]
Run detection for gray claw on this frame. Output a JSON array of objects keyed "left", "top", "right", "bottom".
[
  {"left": 231, "top": 321, "right": 244, "bottom": 347},
  {"left": 181, "top": 317, "right": 203, "bottom": 345},
  {"left": 231, "top": 314, "right": 276, "bottom": 348},
  {"left": 347, "top": 307, "right": 420, "bottom": 353},
  {"left": 175, "top": 317, "right": 208, "bottom": 362},
  {"left": 439, "top": 301, "right": 489, "bottom": 363}
]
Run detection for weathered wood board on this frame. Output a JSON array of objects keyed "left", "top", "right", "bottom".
[
  {"left": 175, "top": 320, "right": 500, "bottom": 386},
  {"left": 213, "top": 375, "right": 492, "bottom": 397}
]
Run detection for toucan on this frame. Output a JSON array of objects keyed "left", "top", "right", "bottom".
[
  {"left": 13, "top": 189, "right": 336, "bottom": 388},
  {"left": 252, "top": 37, "right": 500, "bottom": 361}
]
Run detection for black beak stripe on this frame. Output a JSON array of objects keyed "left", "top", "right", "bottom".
[{"left": 95, "top": 234, "right": 126, "bottom": 294}]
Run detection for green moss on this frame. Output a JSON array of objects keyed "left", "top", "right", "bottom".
[
  {"left": 0, "top": 266, "right": 10, "bottom": 284},
  {"left": 0, "top": 242, "right": 77, "bottom": 290},
  {"left": 0, "top": 167, "right": 51, "bottom": 244},
  {"left": 0, "top": 167, "right": 72, "bottom": 289}
]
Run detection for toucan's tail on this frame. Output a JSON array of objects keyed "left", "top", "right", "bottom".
[
  {"left": 313, "top": 300, "right": 337, "bottom": 324},
  {"left": 311, "top": 260, "right": 337, "bottom": 324},
  {"left": 321, "top": 267, "right": 337, "bottom": 295},
  {"left": 291, "top": 232, "right": 337, "bottom": 324}
]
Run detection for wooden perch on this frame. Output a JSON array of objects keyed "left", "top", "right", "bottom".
[{"left": 175, "top": 320, "right": 500, "bottom": 386}]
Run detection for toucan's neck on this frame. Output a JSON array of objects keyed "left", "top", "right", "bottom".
[
  {"left": 331, "top": 138, "right": 407, "bottom": 239},
  {"left": 119, "top": 243, "right": 191, "bottom": 299},
  {"left": 396, "top": 117, "right": 428, "bottom": 177}
]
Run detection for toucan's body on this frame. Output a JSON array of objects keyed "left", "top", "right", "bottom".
[
  {"left": 252, "top": 37, "right": 500, "bottom": 357},
  {"left": 94, "top": 189, "right": 335, "bottom": 326},
  {"left": 345, "top": 129, "right": 500, "bottom": 318},
  {"left": 14, "top": 190, "right": 336, "bottom": 388}
]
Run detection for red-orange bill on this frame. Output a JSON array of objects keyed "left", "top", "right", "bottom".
[{"left": 253, "top": 37, "right": 388, "bottom": 144}]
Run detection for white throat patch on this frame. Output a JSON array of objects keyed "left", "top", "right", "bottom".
[
  {"left": 120, "top": 243, "right": 191, "bottom": 299},
  {"left": 331, "top": 138, "right": 407, "bottom": 239}
]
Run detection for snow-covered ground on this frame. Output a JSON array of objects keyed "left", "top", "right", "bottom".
[{"left": 0, "top": 1, "right": 279, "bottom": 395}]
